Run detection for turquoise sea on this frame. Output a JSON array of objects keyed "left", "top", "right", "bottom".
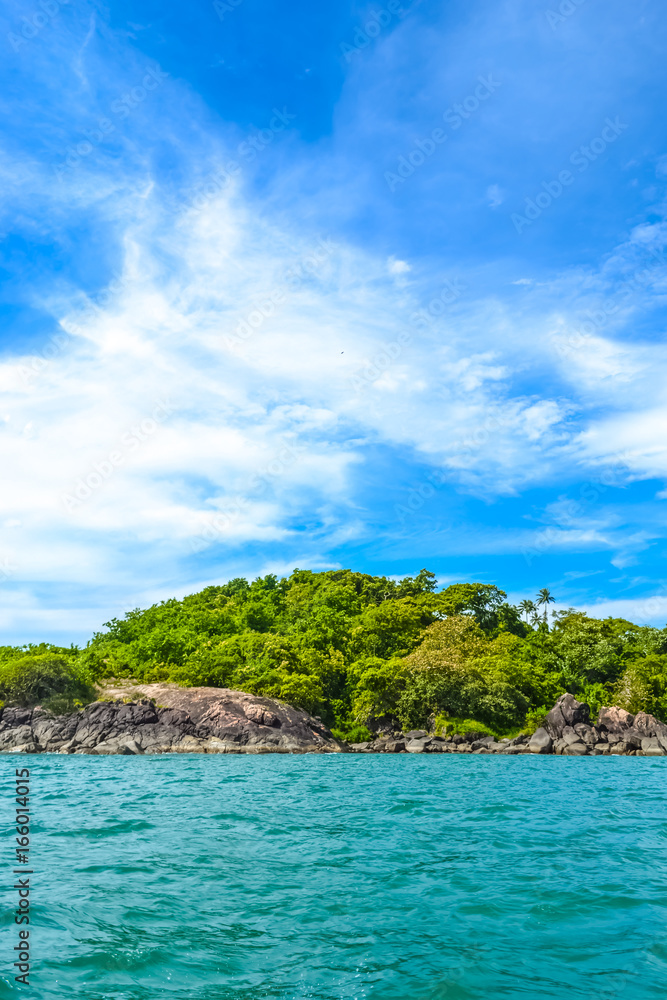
[{"left": 2, "top": 754, "right": 667, "bottom": 999}]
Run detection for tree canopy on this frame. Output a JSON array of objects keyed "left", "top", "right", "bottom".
[{"left": 2, "top": 571, "right": 666, "bottom": 740}]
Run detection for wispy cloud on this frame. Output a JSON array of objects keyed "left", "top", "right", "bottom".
[{"left": 1, "top": 0, "right": 667, "bottom": 638}]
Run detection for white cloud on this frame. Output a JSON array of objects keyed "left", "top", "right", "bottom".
[
  {"left": 3, "top": 13, "right": 667, "bottom": 637},
  {"left": 387, "top": 256, "right": 411, "bottom": 275}
]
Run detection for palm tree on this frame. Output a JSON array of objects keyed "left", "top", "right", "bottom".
[
  {"left": 519, "top": 599, "right": 536, "bottom": 623},
  {"left": 535, "top": 587, "right": 555, "bottom": 626}
]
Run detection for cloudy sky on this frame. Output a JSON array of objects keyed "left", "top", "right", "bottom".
[{"left": 1, "top": 0, "right": 666, "bottom": 642}]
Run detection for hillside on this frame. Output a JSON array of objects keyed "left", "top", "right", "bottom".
[{"left": 1, "top": 569, "right": 666, "bottom": 741}]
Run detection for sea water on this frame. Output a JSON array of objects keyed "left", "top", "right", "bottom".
[{"left": 1, "top": 753, "right": 666, "bottom": 999}]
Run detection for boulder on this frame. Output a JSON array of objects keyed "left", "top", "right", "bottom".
[
  {"left": 406, "top": 737, "right": 432, "bottom": 753},
  {"left": 7, "top": 742, "right": 39, "bottom": 753},
  {"left": 573, "top": 724, "right": 597, "bottom": 745},
  {"left": 404, "top": 730, "right": 429, "bottom": 741},
  {"left": 544, "top": 694, "right": 590, "bottom": 738},
  {"left": 0, "top": 725, "right": 34, "bottom": 750},
  {"left": 528, "top": 728, "right": 553, "bottom": 754},
  {"left": 597, "top": 706, "right": 634, "bottom": 733},
  {"left": 0, "top": 685, "right": 345, "bottom": 755},
  {"left": 471, "top": 736, "right": 494, "bottom": 750},
  {"left": 632, "top": 712, "right": 667, "bottom": 738},
  {"left": 562, "top": 741, "right": 588, "bottom": 756},
  {"left": 90, "top": 740, "right": 136, "bottom": 755}
]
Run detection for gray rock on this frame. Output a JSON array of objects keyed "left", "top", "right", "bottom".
[
  {"left": 403, "top": 730, "right": 429, "bottom": 741},
  {"left": 0, "top": 725, "right": 33, "bottom": 749},
  {"left": 471, "top": 736, "right": 495, "bottom": 750},
  {"left": 643, "top": 745, "right": 667, "bottom": 756},
  {"left": 406, "top": 737, "right": 432, "bottom": 753},
  {"left": 544, "top": 694, "right": 590, "bottom": 738},
  {"left": 597, "top": 706, "right": 634, "bottom": 733},
  {"left": 563, "top": 741, "right": 588, "bottom": 755},
  {"left": 574, "top": 724, "right": 597, "bottom": 745},
  {"left": 631, "top": 711, "right": 667, "bottom": 738},
  {"left": 528, "top": 728, "right": 553, "bottom": 754},
  {"left": 0, "top": 687, "right": 345, "bottom": 755},
  {"left": 7, "top": 742, "right": 39, "bottom": 753},
  {"left": 90, "top": 740, "right": 135, "bottom": 755}
]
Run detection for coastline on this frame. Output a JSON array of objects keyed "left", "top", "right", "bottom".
[{"left": 1, "top": 690, "right": 665, "bottom": 757}]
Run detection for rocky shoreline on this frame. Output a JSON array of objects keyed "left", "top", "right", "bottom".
[
  {"left": 0, "top": 685, "right": 345, "bottom": 755},
  {"left": 350, "top": 694, "right": 667, "bottom": 756},
  {"left": 1, "top": 689, "right": 666, "bottom": 757}
]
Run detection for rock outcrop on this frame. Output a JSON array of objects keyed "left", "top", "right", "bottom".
[
  {"left": 543, "top": 693, "right": 591, "bottom": 737},
  {"left": 1, "top": 687, "right": 666, "bottom": 757},
  {"left": 348, "top": 694, "right": 667, "bottom": 757},
  {"left": 0, "top": 684, "right": 345, "bottom": 754}
]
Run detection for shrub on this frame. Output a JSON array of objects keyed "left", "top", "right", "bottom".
[
  {"left": 434, "top": 715, "right": 496, "bottom": 738},
  {"left": 331, "top": 724, "right": 374, "bottom": 743},
  {"left": 0, "top": 655, "right": 96, "bottom": 709}
]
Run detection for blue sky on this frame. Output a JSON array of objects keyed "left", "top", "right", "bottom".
[{"left": 1, "top": 0, "right": 667, "bottom": 643}]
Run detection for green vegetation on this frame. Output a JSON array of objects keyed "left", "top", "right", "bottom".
[
  {"left": 2, "top": 570, "right": 667, "bottom": 736},
  {"left": 0, "top": 646, "right": 96, "bottom": 714}
]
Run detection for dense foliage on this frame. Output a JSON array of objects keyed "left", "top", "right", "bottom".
[{"left": 2, "top": 570, "right": 666, "bottom": 738}]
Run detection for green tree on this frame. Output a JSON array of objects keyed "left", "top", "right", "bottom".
[
  {"left": 519, "top": 600, "right": 536, "bottom": 623},
  {"left": 536, "top": 588, "right": 555, "bottom": 626}
]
